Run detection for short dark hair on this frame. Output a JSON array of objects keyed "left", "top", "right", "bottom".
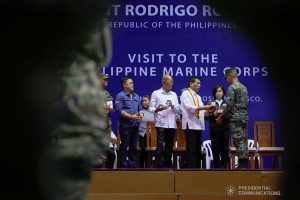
[
  {"left": 212, "top": 85, "right": 226, "bottom": 99},
  {"left": 142, "top": 95, "right": 151, "bottom": 101},
  {"left": 188, "top": 77, "right": 200, "bottom": 87},
  {"left": 120, "top": 76, "right": 132, "bottom": 88}
]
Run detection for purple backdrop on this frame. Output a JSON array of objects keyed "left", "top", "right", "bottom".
[{"left": 101, "top": 0, "right": 281, "bottom": 147}]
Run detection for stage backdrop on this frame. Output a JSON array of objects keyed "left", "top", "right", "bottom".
[{"left": 101, "top": 0, "right": 282, "bottom": 146}]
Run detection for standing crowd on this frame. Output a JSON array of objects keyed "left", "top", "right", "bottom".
[{"left": 99, "top": 67, "right": 249, "bottom": 169}]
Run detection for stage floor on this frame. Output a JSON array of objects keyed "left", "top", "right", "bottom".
[{"left": 86, "top": 169, "right": 285, "bottom": 200}]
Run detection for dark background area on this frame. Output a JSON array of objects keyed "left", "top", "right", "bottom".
[
  {"left": 1, "top": 0, "right": 299, "bottom": 199},
  {"left": 210, "top": 1, "right": 300, "bottom": 197},
  {"left": 1, "top": 1, "right": 113, "bottom": 200}
]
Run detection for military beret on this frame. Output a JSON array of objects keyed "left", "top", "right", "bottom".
[
  {"left": 99, "top": 73, "right": 109, "bottom": 79},
  {"left": 224, "top": 68, "right": 237, "bottom": 79}
]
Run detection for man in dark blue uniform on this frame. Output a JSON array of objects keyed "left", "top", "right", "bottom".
[{"left": 115, "top": 76, "right": 142, "bottom": 168}]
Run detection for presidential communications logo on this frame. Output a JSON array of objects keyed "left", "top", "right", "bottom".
[
  {"left": 225, "top": 185, "right": 281, "bottom": 196},
  {"left": 225, "top": 185, "right": 236, "bottom": 196}
]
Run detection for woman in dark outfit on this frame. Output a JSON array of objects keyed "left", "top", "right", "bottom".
[{"left": 205, "top": 85, "right": 230, "bottom": 168}]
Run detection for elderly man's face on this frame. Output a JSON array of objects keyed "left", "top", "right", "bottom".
[
  {"left": 190, "top": 78, "right": 201, "bottom": 92},
  {"left": 163, "top": 77, "right": 173, "bottom": 90}
]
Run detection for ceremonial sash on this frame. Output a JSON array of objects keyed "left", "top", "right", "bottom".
[{"left": 187, "top": 88, "right": 200, "bottom": 119}]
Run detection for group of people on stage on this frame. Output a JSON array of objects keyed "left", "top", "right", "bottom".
[{"left": 99, "top": 67, "right": 249, "bottom": 169}]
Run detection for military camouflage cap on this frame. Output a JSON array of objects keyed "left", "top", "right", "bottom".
[
  {"left": 99, "top": 73, "right": 109, "bottom": 80},
  {"left": 224, "top": 68, "right": 237, "bottom": 79}
]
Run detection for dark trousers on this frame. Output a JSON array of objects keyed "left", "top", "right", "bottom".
[
  {"left": 210, "top": 129, "right": 230, "bottom": 168},
  {"left": 185, "top": 126, "right": 202, "bottom": 168},
  {"left": 138, "top": 135, "right": 147, "bottom": 168},
  {"left": 105, "top": 147, "right": 116, "bottom": 168},
  {"left": 154, "top": 127, "right": 176, "bottom": 168},
  {"left": 119, "top": 126, "right": 139, "bottom": 168}
]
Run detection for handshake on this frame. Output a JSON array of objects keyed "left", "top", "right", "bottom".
[{"left": 198, "top": 104, "right": 217, "bottom": 112}]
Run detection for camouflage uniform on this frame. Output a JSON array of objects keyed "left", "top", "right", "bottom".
[
  {"left": 97, "top": 89, "right": 114, "bottom": 167},
  {"left": 2, "top": 1, "right": 113, "bottom": 199},
  {"left": 103, "top": 89, "right": 113, "bottom": 134},
  {"left": 50, "top": 54, "right": 109, "bottom": 200},
  {"left": 49, "top": 21, "right": 112, "bottom": 200},
  {"left": 226, "top": 81, "right": 249, "bottom": 159}
]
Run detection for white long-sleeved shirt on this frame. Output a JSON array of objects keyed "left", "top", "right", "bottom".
[
  {"left": 180, "top": 89, "right": 205, "bottom": 130},
  {"left": 149, "top": 88, "right": 179, "bottom": 129}
]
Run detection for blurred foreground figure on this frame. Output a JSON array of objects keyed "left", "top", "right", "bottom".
[
  {"left": 50, "top": 51, "right": 110, "bottom": 200},
  {"left": 1, "top": 1, "right": 113, "bottom": 200}
]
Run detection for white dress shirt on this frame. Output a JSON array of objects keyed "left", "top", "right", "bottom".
[
  {"left": 149, "top": 88, "right": 179, "bottom": 128},
  {"left": 180, "top": 89, "right": 205, "bottom": 130}
]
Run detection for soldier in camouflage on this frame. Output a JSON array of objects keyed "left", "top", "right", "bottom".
[
  {"left": 2, "top": 1, "right": 113, "bottom": 200},
  {"left": 50, "top": 57, "right": 109, "bottom": 199},
  {"left": 49, "top": 19, "right": 112, "bottom": 200},
  {"left": 97, "top": 73, "right": 117, "bottom": 168},
  {"left": 216, "top": 68, "right": 249, "bottom": 169}
]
